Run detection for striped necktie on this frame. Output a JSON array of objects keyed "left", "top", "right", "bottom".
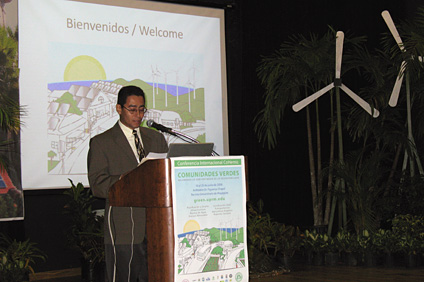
[{"left": 132, "top": 129, "right": 145, "bottom": 161}]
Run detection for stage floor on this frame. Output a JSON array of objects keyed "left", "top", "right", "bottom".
[
  {"left": 251, "top": 265, "right": 424, "bottom": 282},
  {"left": 30, "top": 265, "right": 424, "bottom": 282}
]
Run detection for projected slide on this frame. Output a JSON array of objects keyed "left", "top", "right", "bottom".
[{"left": 19, "top": 0, "right": 227, "bottom": 189}]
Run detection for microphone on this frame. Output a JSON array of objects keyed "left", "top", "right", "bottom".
[{"left": 146, "top": 120, "right": 174, "bottom": 134}]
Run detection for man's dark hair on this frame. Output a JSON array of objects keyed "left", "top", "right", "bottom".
[{"left": 117, "top": 85, "right": 145, "bottom": 106}]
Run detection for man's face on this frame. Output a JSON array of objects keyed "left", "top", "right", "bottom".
[{"left": 116, "top": 95, "right": 145, "bottom": 129}]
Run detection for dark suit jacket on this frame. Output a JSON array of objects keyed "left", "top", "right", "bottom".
[{"left": 87, "top": 122, "right": 168, "bottom": 244}]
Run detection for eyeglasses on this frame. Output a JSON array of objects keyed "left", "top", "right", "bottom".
[{"left": 122, "top": 105, "right": 148, "bottom": 115}]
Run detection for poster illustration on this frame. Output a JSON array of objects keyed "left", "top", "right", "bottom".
[{"left": 171, "top": 156, "right": 249, "bottom": 282}]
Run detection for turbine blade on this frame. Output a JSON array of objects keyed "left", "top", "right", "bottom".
[
  {"left": 389, "top": 61, "right": 406, "bottom": 107},
  {"left": 381, "top": 10, "right": 405, "bottom": 52},
  {"left": 340, "top": 84, "right": 379, "bottom": 118},
  {"left": 292, "top": 83, "right": 334, "bottom": 112},
  {"left": 335, "top": 31, "right": 344, "bottom": 79}
]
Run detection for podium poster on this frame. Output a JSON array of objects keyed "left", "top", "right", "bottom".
[{"left": 171, "top": 156, "right": 249, "bottom": 282}]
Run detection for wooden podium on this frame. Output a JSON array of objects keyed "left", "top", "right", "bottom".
[
  {"left": 109, "top": 158, "right": 174, "bottom": 281},
  {"left": 108, "top": 157, "right": 248, "bottom": 281}
]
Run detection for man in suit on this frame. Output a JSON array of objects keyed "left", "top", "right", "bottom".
[{"left": 87, "top": 85, "right": 168, "bottom": 282}]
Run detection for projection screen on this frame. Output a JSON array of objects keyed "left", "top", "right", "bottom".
[{"left": 19, "top": 0, "right": 228, "bottom": 189}]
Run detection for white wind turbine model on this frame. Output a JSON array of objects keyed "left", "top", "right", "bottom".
[
  {"left": 292, "top": 31, "right": 379, "bottom": 234},
  {"left": 381, "top": 10, "right": 406, "bottom": 107},
  {"left": 292, "top": 31, "right": 380, "bottom": 118},
  {"left": 381, "top": 10, "right": 424, "bottom": 176}
]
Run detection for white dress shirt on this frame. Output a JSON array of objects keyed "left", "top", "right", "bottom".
[{"left": 118, "top": 120, "right": 144, "bottom": 163}]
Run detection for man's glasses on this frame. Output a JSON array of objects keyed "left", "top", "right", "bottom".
[{"left": 122, "top": 105, "right": 148, "bottom": 115}]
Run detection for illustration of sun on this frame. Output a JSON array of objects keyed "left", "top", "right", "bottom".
[
  {"left": 63, "top": 55, "right": 106, "bottom": 81},
  {"left": 183, "top": 220, "right": 200, "bottom": 233}
]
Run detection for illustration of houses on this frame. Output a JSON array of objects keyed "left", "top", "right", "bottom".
[
  {"left": 159, "top": 111, "right": 183, "bottom": 130},
  {"left": 47, "top": 81, "right": 120, "bottom": 174},
  {"left": 196, "top": 245, "right": 211, "bottom": 261}
]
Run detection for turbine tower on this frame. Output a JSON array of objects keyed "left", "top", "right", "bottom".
[
  {"left": 186, "top": 78, "right": 194, "bottom": 113},
  {"left": 382, "top": 10, "right": 424, "bottom": 177},
  {"left": 150, "top": 65, "right": 159, "bottom": 108}
]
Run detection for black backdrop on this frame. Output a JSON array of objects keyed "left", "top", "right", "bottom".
[{"left": 0, "top": 0, "right": 420, "bottom": 272}]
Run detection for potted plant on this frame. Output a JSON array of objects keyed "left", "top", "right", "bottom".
[
  {"left": 373, "top": 229, "right": 399, "bottom": 267},
  {"left": 0, "top": 233, "right": 46, "bottom": 282},
  {"left": 322, "top": 234, "right": 339, "bottom": 266},
  {"left": 334, "top": 229, "right": 359, "bottom": 266},
  {"left": 247, "top": 200, "right": 281, "bottom": 274},
  {"left": 63, "top": 179, "right": 104, "bottom": 281},
  {"left": 357, "top": 230, "right": 377, "bottom": 267},
  {"left": 303, "top": 230, "right": 327, "bottom": 265},
  {"left": 392, "top": 214, "right": 424, "bottom": 268},
  {"left": 274, "top": 224, "right": 302, "bottom": 269},
  {"left": 247, "top": 200, "right": 276, "bottom": 255}
]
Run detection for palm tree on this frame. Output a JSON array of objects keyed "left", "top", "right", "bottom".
[
  {"left": 399, "top": 8, "right": 424, "bottom": 178},
  {"left": 255, "top": 29, "right": 356, "bottom": 228},
  {"left": 339, "top": 10, "right": 424, "bottom": 228},
  {"left": 380, "top": 9, "right": 424, "bottom": 178},
  {"left": 345, "top": 45, "right": 411, "bottom": 195},
  {"left": 331, "top": 148, "right": 389, "bottom": 234}
]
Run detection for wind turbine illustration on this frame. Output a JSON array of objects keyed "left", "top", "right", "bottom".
[
  {"left": 174, "top": 69, "right": 180, "bottom": 105},
  {"left": 150, "top": 65, "right": 160, "bottom": 108},
  {"left": 292, "top": 31, "right": 380, "bottom": 118},
  {"left": 163, "top": 70, "right": 175, "bottom": 108},
  {"left": 188, "top": 62, "right": 198, "bottom": 99},
  {"left": 185, "top": 77, "right": 193, "bottom": 113},
  {"left": 381, "top": 10, "right": 424, "bottom": 176},
  {"left": 154, "top": 65, "right": 161, "bottom": 96}
]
